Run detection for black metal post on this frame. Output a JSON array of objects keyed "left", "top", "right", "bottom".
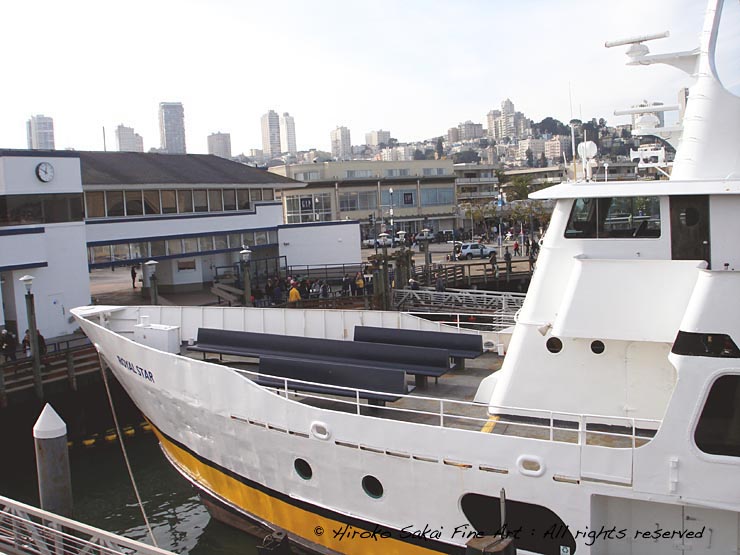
[{"left": 26, "top": 292, "right": 43, "bottom": 398}]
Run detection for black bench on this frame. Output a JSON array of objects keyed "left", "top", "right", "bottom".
[
  {"left": 353, "top": 325, "right": 484, "bottom": 370},
  {"left": 188, "top": 328, "right": 453, "bottom": 388},
  {"left": 254, "top": 355, "right": 410, "bottom": 406}
]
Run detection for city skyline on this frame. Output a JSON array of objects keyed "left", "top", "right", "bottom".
[{"left": 2, "top": 0, "right": 739, "bottom": 155}]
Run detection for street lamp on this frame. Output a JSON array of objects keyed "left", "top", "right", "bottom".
[
  {"left": 421, "top": 228, "right": 433, "bottom": 284},
  {"left": 19, "top": 275, "right": 42, "bottom": 398},
  {"left": 144, "top": 260, "right": 159, "bottom": 305},
  {"left": 396, "top": 230, "right": 406, "bottom": 251},
  {"left": 388, "top": 187, "right": 394, "bottom": 240},
  {"left": 240, "top": 248, "right": 252, "bottom": 307}
]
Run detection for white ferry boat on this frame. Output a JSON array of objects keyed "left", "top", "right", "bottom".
[{"left": 72, "top": 1, "right": 740, "bottom": 553}]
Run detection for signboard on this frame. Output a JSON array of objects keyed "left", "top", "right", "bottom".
[{"left": 300, "top": 197, "right": 313, "bottom": 211}]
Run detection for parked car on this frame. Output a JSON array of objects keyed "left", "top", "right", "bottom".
[
  {"left": 362, "top": 237, "right": 394, "bottom": 248},
  {"left": 458, "top": 242, "right": 495, "bottom": 260},
  {"left": 415, "top": 231, "right": 436, "bottom": 243}
]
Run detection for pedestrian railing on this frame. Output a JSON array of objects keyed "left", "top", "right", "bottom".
[
  {"left": 392, "top": 287, "right": 525, "bottom": 315},
  {"left": 0, "top": 494, "right": 174, "bottom": 555}
]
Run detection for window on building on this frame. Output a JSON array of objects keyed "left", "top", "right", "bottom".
[
  {"left": 358, "top": 191, "right": 377, "bottom": 210},
  {"left": 125, "top": 191, "right": 143, "bottom": 216},
  {"left": 237, "top": 190, "right": 251, "bottom": 210},
  {"left": 208, "top": 190, "right": 223, "bottom": 212},
  {"left": 346, "top": 170, "right": 373, "bottom": 178},
  {"left": 130, "top": 242, "right": 148, "bottom": 259},
  {"left": 242, "top": 231, "right": 255, "bottom": 246},
  {"left": 106, "top": 191, "right": 125, "bottom": 216},
  {"left": 255, "top": 231, "right": 268, "bottom": 245},
  {"left": 381, "top": 190, "right": 413, "bottom": 207},
  {"left": 112, "top": 243, "right": 130, "bottom": 261},
  {"left": 228, "top": 233, "right": 241, "bottom": 248},
  {"left": 198, "top": 236, "right": 213, "bottom": 251},
  {"left": 150, "top": 240, "right": 166, "bottom": 257},
  {"left": 421, "top": 187, "right": 455, "bottom": 206},
  {"left": 85, "top": 192, "right": 105, "bottom": 218},
  {"left": 214, "top": 235, "right": 228, "bottom": 250},
  {"left": 183, "top": 238, "right": 198, "bottom": 253},
  {"left": 564, "top": 196, "right": 661, "bottom": 239},
  {"left": 177, "top": 190, "right": 193, "bottom": 213},
  {"left": 339, "top": 192, "right": 359, "bottom": 212},
  {"left": 263, "top": 189, "right": 275, "bottom": 201},
  {"left": 161, "top": 190, "right": 177, "bottom": 214},
  {"left": 223, "top": 189, "right": 237, "bottom": 210},
  {"left": 144, "top": 191, "right": 161, "bottom": 215},
  {"left": 267, "top": 229, "right": 277, "bottom": 243},
  {"left": 89, "top": 246, "right": 111, "bottom": 264},
  {"left": 250, "top": 189, "right": 263, "bottom": 202},
  {"left": 694, "top": 374, "right": 740, "bottom": 457},
  {"left": 168, "top": 239, "right": 183, "bottom": 255},
  {"left": 193, "top": 190, "right": 208, "bottom": 212}
]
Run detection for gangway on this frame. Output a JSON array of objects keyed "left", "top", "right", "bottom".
[
  {"left": 0, "top": 494, "right": 174, "bottom": 555},
  {"left": 393, "top": 287, "right": 525, "bottom": 315}
]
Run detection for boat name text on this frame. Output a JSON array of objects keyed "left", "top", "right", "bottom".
[{"left": 116, "top": 355, "right": 155, "bottom": 383}]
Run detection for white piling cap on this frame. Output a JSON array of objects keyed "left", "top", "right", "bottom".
[{"left": 33, "top": 404, "right": 67, "bottom": 439}]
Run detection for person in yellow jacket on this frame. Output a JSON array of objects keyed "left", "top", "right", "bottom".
[{"left": 288, "top": 282, "right": 302, "bottom": 304}]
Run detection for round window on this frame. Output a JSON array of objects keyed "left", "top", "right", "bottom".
[
  {"left": 546, "top": 337, "right": 563, "bottom": 354},
  {"left": 591, "top": 340, "right": 605, "bottom": 354},
  {"left": 362, "top": 475, "right": 383, "bottom": 499},
  {"left": 294, "top": 458, "right": 313, "bottom": 480},
  {"left": 679, "top": 207, "right": 700, "bottom": 227}
]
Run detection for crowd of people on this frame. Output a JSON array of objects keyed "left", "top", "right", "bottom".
[
  {"left": 1, "top": 328, "right": 47, "bottom": 363},
  {"left": 248, "top": 270, "right": 374, "bottom": 307}
]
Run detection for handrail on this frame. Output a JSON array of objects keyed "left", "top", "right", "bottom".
[
  {"left": 231, "top": 366, "right": 661, "bottom": 447},
  {"left": 0, "top": 494, "right": 174, "bottom": 555}
]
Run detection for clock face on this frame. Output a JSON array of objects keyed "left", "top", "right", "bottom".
[{"left": 35, "top": 162, "right": 54, "bottom": 182}]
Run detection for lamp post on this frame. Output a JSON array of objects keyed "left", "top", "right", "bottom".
[
  {"left": 19, "top": 275, "right": 42, "bottom": 399},
  {"left": 377, "top": 232, "right": 390, "bottom": 310},
  {"left": 240, "top": 248, "right": 252, "bottom": 306},
  {"left": 388, "top": 187, "right": 394, "bottom": 242},
  {"left": 421, "top": 228, "right": 433, "bottom": 285},
  {"left": 144, "top": 260, "right": 159, "bottom": 305}
]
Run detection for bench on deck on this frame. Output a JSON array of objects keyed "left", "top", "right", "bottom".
[
  {"left": 188, "top": 328, "right": 454, "bottom": 388},
  {"left": 254, "top": 355, "right": 411, "bottom": 406},
  {"left": 353, "top": 326, "right": 484, "bottom": 370}
]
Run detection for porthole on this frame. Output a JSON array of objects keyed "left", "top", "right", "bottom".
[
  {"left": 362, "top": 475, "right": 383, "bottom": 499},
  {"left": 546, "top": 337, "right": 563, "bottom": 354},
  {"left": 294, "top": 458, "right": 313, "bottom": 480},
  {"left": 591, "top": 340, "right": 605, "bottom": 354},
  {"left": 680, "top": 207, "right": 700, "bottom": 227}
]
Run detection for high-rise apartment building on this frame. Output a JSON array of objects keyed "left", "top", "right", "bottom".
[
  {"left": 365, "top": 129, "right": 391, "bottom": 147},
  {"left": 26, "top": 115, "right": 55, "bottom": 150},
  {"left": 447, "top": 127, "right": 460, "bottom": 143},
  {"left": 330, "top": 126, "right": 352, "bottom": 160},
  {"left": 116, "top": 124, "right": 144, "bottom": 152},
  {"left": 279, "top": 113, "right": 297, "bottom": 156},
  {"left": 488, "top": 99, "right": 531, "bottom": 141},
  {"left": 458, "top": 121, "right": 485, "bottom": 140},
  {"left": 208, "top": 132, "right": 232, "bottom": 159},
  {"left": 261, "top": 110, "right": 282, "bottom": 159},
  {"left": 158, "top": 102, "right": 186, "bottom": 154}
]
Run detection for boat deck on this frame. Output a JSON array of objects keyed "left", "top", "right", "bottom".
[{"left": 185, "top": 350, "right": 655, "bottom": 448}]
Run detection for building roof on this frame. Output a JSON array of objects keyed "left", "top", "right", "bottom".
[{"left": 77, "top": 152, "right": 300, "bottom": 186}]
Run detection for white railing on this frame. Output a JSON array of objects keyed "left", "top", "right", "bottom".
[
  {"left": 394, "top": 288, "right": 526, "bottom": 315},
  {"left": 234, "top": 367, "right": 661, "bottom": 448},
  {"left": 0, "top": 495, "right": 173, "bottom": 555},
  {"left": 405, "top": 311, "right": 516, "bottom": 332}
]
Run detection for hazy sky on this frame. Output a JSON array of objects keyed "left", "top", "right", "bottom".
[{"left": 3, "top": 0, "right": 739, "bottom": 155}]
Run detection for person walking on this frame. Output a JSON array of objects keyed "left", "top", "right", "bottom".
[
  {"left": 1, "top": 329, "right": 17, "bottom": 362},
  {"left": 513, "top": 240, "right": 520, "bottom": 256},
  {"left": 489, "top": 250, "right": 498, "bottom": 278},
  {"left": 288, "top": 281, "right": 301, "bottom": 305},
  {"left": 504, "top": 246, "right": 513, "bottom": 280},
  {"left": 341, "top": 274, "right": 351, "bottom": 296},
  {"left": 354, "top": 272, "right": 365, "bottom": 296},
  {"left": 131, "top": 266, "right": 137, "bottom": 289}
]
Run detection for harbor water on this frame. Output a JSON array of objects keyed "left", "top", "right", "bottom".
[{"left": 0, "top": 431, "right": 260, "bottom": 554}]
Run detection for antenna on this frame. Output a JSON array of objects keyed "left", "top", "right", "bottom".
[
  {"left": 577, "top": 140, "right": 598, "bottom": 182},
  {"left": 102, "top": 126, "right": 107, "bottom": 152},
  {"left": 605, "top": 31, "right": 669, "bottom": 59}
]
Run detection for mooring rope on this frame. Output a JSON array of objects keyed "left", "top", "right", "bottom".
[{"left": 97, "top": 352, "right": 159, "bottom": 547}]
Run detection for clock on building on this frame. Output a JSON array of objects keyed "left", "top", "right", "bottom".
[{"left": 35, "top": 162, "right": 55, "bottom": 182}]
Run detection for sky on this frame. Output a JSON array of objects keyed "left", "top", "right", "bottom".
[{"left": 3, "top": 0, "right": 739, "bottom": 155}]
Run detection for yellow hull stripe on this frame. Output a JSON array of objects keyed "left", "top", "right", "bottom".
[
  {"left": 481, "top": 415, "right": 499, "bottom": 433},
  {"left": 153, "top": 428, "right": 451, "bottom": 555}
]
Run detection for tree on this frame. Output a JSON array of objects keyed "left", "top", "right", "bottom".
[
  {"left": 539, "top": 152, "right": 547, "bottom": 168},
  {"left": 435, "top": 137, "right": 444, "bottom": 159},
  {"left": 525, "top": 149, "right": 534, "bottom": 168},
  {"left": 533, "top": 117, "right": 570, "bottom": 137},
  {"left": 453, "top": 150, "right": 480, "bottom": 164},
  {"left": 509, "top": 175, "right": 532, "bottom": 201},
  {"left": 413, "top": 149, "right": 425, "bottom": 160}
]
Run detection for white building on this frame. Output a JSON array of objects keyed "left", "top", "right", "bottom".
[
  {"left": 26, "top": 115, "right": 55, "bottom": 150},
  {"left": 330, "top": 126, "right": 352, "bottom": 160},
  {"left": 158, "top": 102, "right": 186, "bottom": 154},
  {"left": 458, "top": 121, "right": 485, "bottom": 140},
  {"left": 279, "top": 113, "right": 297, "bottom": 156},
  {"left": 116, "top": 125, "right": 144, "bottom": 153},
  {"left": 207, "top": 132, "right": 232, "bottom": 159},
  {"left": 0, "top": 149, "right": 360, "bottom": 339},
  {"left": 545, "top": 136, "right": 567, "bottom": 161},
  {"left": 261, "top": 110, "right": 281, "bottom": 159},
  {"left": 365, "top": 130, "right": 391, "bottom": 147},
  {"left": 517, "top": 138, "right": 546, "bottom": 162}
]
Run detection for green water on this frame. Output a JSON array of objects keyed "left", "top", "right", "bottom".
[{"left": 0, "top": 433, "right": 260, "bottom": 554}]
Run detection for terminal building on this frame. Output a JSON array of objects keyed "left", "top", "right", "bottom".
[{"left": 0, "top": 150, "right": 360, "bottom": 339}]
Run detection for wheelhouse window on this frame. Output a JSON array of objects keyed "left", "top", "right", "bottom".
[
  {"left": 565, "top": 196, "right": 661, "bottom": 239},
  {"left": 695, "top": 375, "right": 740, "bottom": 457}
]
